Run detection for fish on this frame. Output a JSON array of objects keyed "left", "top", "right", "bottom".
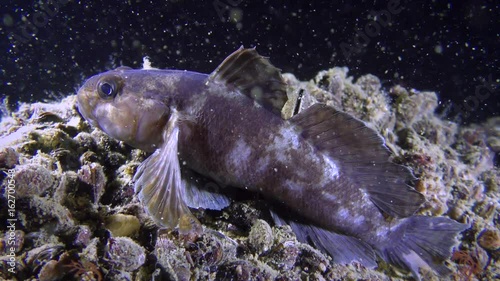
[{"left": 76, "top": 47, "right": 468, "bottom": 279}]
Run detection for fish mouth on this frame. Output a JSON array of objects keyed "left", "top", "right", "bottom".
[{"left": 76, "top": 88, "right": 100, "bottom": 128}]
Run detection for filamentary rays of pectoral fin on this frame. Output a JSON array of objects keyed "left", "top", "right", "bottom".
[
  {"left": 291, "top": 103, "right": 425, "bottom": 218},
  {"left": 133, "top": 109, "right": 197, "bottom": 229}
]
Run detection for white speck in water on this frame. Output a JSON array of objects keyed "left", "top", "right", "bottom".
[
  {"left": 434, "top": 44, "right": 443, "bottom": 54},
  {"left": 142, "top": 56, "right": 153, "bottom": 69}
]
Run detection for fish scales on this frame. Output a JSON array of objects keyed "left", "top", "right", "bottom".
[{"left": 77, "top": 47, "right": 468, "bottom": 280}]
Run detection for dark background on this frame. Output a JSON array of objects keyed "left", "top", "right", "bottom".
[{"left": 0, "top": 0, "right": 498, "bottom": 123}]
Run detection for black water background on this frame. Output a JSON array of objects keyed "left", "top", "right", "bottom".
[{"left": 0, "top": 0, "right": 498, "bottom": 123}]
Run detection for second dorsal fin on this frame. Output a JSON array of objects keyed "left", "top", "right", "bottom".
[
  {"left": 291, "top": 103, "right": 425, "bottom": 218},
  {"left": 208, "top": 46, "right": 288, "bottom": 115}
]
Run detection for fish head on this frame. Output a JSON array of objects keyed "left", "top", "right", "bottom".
[{"left": 77, "top": 67, "right": 170, "bottom": 151}]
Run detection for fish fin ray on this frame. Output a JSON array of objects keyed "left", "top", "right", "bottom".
[
  {"left": 208, "top": 46, "right": 287, "bottom": 115},
  {"left": 181, "top": 169, "right": 231, "bottom": 210},
  {"left": 133, "top": 110, "right": 193, "bottom": 228},
  {"left": 380, "top": 216, "right": 469, "bottom": 280},
  {"left": 270, "top": 211, "right": 377, "bottom": 268},
  {"left": 291, "top": 103, "right": 425, "bottom": 218}
]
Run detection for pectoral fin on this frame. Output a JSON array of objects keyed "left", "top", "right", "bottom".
[{"left": 133, "top": 109, "right": 198, "bottom": 229}]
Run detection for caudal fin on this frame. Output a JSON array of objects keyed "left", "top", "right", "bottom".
[{"left": 380, "top": 216, "right": 468, "bottom": 280}]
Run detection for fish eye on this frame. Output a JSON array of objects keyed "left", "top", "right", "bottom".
[{"left": 97, "top": 79, "right": 118, "bottom": 99}]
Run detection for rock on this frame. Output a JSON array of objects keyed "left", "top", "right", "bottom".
[
  {"left": 478, "top": 228, "right": 500, "bottom": 251},
  {"left": 105, "top": 214, "right": 141, "bottom": 237},
  {"left": 248, "top": 219, "right": 274, "bottom": 254},
  {"left": 5, "top": 164, "right": 54, "bottom": 198},
  {"left": 105, "top": 237, "right": 146, "bottom": 271},
  {"left": 0, "top": 147, "right": 19, "bottom": 168},
  {"left": 77, "top": 162, "right": 107, "bottom": 203}
]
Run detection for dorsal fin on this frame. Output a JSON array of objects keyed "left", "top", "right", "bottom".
[
  {"left": 291, "top": 103, "right": 425, "bottom": 218},
  {"left": 208, "top": 46, "right": 288, "bottom": 115}
]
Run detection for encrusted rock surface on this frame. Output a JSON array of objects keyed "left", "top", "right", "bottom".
[{"left": 0, "top": 68, "right": 498, "bottom": 281}]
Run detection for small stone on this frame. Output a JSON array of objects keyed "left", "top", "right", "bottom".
[
  {"left": 50, "top": 148, "right": 80, "bottom": 171},
  {"left": 448, "top": 202, "right": 466, "bottom": 221},
  {"left": 74, "top": 225, "right": 92, "bottom": 247},
  {"left": 38, "top": 260, "right": 65, "bottom": 281},
  {"left": 248, "top": 219, "right": 274, "bottom": 254},
  {"left": 482, "top": 171, "right": 498, "bottom": 193},
  {"left": 105, "top": 237, "right": 146, "bottom": 271},
  {"left": 105, "top": 214, "right": 141, "bottom": 237},
  {"left": 26, "top": 197, "right": 75, "bottom": 232},
  {"left": 155, "top": 234, "right": 192, "bottom": 281},
  {"left": 224, "top": 201, "right": 264, "bottom": 232},
  {"left": 6, "top": 164, "right": 54, "bottom": 198},
  {"left": 266, "top": 240, "right": 299, "bottom": 271},
  {"left": 79, "top": 150, "right": 99, "bottom": 165},
  {"left": 478, "top": 229, "right": 500, "bottom": 251},
  {"left": 77, "top": 163, "right": 106, "bottom": 203},
  {"left": 82, "top": 238, "right": 100, "bottom": 264},
  {"left": 216, "top": 260, "right": 277, "bottom": 281},
  {"left": 74, "top": 132, "right": 97, "bottom": 153},
  {"left": 487, "top": 136, "right": 500, "bottom": 152},
  {"left": 28, "top": 128, "right": 76, "bottom": 153},
  {"left": 25, "top": 244, "right": 65, "bottom": 270},
  {"left": 297, "top": 243, "right": 329, "bottom": 274},
  {"left": 2, "top": 230, "right": 24, "bottom": 253},
  {"left": 34, "top": 111, "right": 64, "bottom": 123},
  {"left": 0, "top": 147, "right": 19, "bottom": 168}
]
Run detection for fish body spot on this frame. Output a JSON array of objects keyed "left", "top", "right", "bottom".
[
  {"left": 353, "top": 215, "right": 366, "bottom": 225},
  {"left": 228, "top": 139, "right": 252, "bottom": 174},
  {"left": 321, "top": 191, "right": 337, "bottom": 201},
  {"left": 338, "top": 208, "right": 349, "bottom": 220},
  {"left": 257, "top": 155, "right": 270, "bottom": 173}
]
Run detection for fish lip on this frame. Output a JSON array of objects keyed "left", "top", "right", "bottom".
[
  {"left": 76, "top": 90, "right": 92, "bottom": 121},
  {"left": 76, "top": 84, "right": 104, "bottom": 130}
]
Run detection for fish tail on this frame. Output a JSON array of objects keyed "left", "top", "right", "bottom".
[{"left": 379, "top": 216, "right": 468, "bottom": 280}]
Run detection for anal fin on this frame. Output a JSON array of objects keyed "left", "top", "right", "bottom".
[
  {"left": 271, "top": 211, "right": 377, "bottom": 268},
  {"left": 291, "top": 103, "right": 425, "bottom": 218}
]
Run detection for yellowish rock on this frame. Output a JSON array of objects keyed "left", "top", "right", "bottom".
[{"left": 105, "top": 214, "right": 141, "bottom": 237}]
